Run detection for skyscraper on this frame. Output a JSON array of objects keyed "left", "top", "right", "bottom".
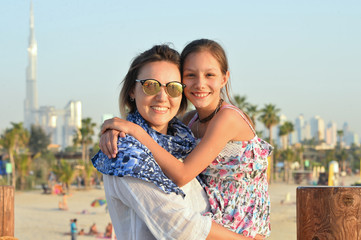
[
  {"left": 295, "top": 114, "right": 305, "bottom": 142},
  {"left": 38, "top": 106, "right": 59, "bottom": 144},
  {"left": 310, "top": 116, "right": 325, "bottom": 142},
  {"left": 325, "top": 121, "right": 337, "bottom": 147},
  {"left": 62, "top": 101, "right": 82, "bottom": 148},
  {"left": 303, "top": 121, "right": 312, "bottom": 141},
  {"left": 24, "top": 1, "right": 39, "bottom": 130}
]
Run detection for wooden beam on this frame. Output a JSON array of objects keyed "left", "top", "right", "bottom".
[
  {"left": 0, "top": 186, "right": 14, "bottom": 237},
  {"left": 297, "top": 186, "right": 361, "bottom": 240}
]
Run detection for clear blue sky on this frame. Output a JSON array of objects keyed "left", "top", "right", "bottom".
[{"left": 1, "top": 0, "right": 360, "bottom": 138}]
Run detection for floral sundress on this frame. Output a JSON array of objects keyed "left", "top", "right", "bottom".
[{"left": 189, "top": 105, "right": 273, "bottom": 238}]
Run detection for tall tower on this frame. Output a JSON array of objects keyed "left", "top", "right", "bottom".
[
  {"left": 63, "top": 101, "right": 82, "bottom": 148},
  {"left": 24, "top": 1, "right": 39, "bottom": 129},
  {"left": 295, "top": 114, "right": 305, "bottom": 142},
  {"left": 310, "top": 116, "right": 325, "bottom": 142}
]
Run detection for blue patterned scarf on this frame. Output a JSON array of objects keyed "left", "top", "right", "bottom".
[{"left": 92, "top": 111, "right": 196, "bottom": 197}]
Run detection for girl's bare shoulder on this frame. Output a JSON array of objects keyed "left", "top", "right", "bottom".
[{"left": 215, "top": 107, "right": 255, "bottom": 140}]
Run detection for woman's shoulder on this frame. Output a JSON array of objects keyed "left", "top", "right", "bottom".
[{"left": 179, "top": 110, "right": 198, "bottom": 125}]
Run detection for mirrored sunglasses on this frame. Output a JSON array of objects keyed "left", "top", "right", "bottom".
[{"left": 135, "top": 79, "right": 186, "bottom": 98}]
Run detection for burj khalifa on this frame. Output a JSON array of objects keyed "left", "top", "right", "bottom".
[{"left": 24, "top": 1, "right": 39, "bottom": 129}]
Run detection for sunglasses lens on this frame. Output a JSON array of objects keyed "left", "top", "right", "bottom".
[
  {"left": 139, "top": 79, "right": 183, "bottom": 97},
  {"left": 143, "top": 80, "right": 160, "bottom": 95},
  {"left": 166, "top": 82, "right": 183, "bottom": 97}
]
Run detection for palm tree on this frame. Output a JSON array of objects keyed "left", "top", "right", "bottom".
[
  {"left": 279, "top": 121, "right": 294, "bottom": 150},
  {"left": 83, "top": 160, "right": 96, "bottom": 189},
  {"left": 0, "top": 128, "right": 16, "bottom": 187},
  {"left": 336, "top": 129, "right": 347, "bottom": 172},
  {"left": 337, "top": 130, "right": 344, "bottom": 148},
  {"left": 336, "top": 149, "right": 348, "bottom": 173},
  {"left": 15, "top": 152, "right": 31, "bottom": 190},
  {"left": 246, "top": 104, "right": 259, "bottom": 128},
  {"left": 0, "top": 122, "right": 29, "bottom": 188},
  {"left": 13, "top": 123, "right": 29, "bottom": 151},
  {"left": 259, "top": 104, "right": 280, "bottom": 183},
  {"left": 233, "top": 95, "right": 249, "bottom": 111},
  {"left": 280, "top": 148, "right": 295, "bottom": 183},
  {"left": 259, "top": 104, "right": 280, "bottom": 146},
  {"left": 294, "top": 143, "right": 305, "bottom": 170},
  {"left": 271, "top": 146, "right": 280, "bottom": 180},
  {"left": 278, "top": 127, "right": 288, "bottom": 150},
  {"left": 73, "top": 118, "right": 97, "bottom": 164},
  {"left": 52, "top": 159, "right": 77, "bottom": 193},
  {"left": 73, "top": 118, "right": 97, "bottom": 189},
  {"left": 29, "top": 125, "right": 51, "bottom": 155},
  {"left": 15, "top": 150, "right": 41, "bottom": 190}
]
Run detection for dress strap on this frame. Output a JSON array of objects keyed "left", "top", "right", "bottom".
[
  {"left": 187, "top": 112, "right": 199, "bottom": 128},
  {"left": 220, "top": 105, "right": 256, "bottom": 135}
]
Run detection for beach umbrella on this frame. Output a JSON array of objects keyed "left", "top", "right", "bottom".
[{"left": 91, "top": 198, "right": 107, "bottom": 207}]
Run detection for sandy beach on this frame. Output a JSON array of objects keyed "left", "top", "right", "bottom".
[
  {"left": 14, "top": 187, "right": 112, "bottom": 240},
  {"left": 13, "top": 175, "right": 360, "bottom": 240}
]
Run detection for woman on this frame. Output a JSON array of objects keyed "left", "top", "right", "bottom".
[{"left": 92, "top": 44, "right": 249, "bottom": 240}]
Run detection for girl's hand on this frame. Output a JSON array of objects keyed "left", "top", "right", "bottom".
[
  {"left": 101, "top": 117, "right": 137, "bottom": 135},
  {"left": 99, "top": 129, "right": 123, "bottom": 159},
  {"left": 99, "top": 117, "right": 143, "bottom": 158}
]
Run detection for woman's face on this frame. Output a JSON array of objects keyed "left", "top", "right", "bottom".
[
  {"left": 182, "top": 50, "right": 228, "bottom": 112},
  {"left": 130, "top": 61, "right": 182, "bottom": 134}
]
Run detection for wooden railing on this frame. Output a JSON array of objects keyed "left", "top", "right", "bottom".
[
  {"left": 297, "top": 186, "right": 361, "bottom": 240},
  {"left": 0, "top": 186, "right": 17, "bottom": 240}
]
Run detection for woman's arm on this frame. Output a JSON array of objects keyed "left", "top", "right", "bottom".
[{"left": 100, "top": 109, "right": 253, "bottom": 187}]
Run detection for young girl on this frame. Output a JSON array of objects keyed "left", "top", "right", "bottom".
[{"left": 100, "top": 39, "right": 272, "bottom": 239}]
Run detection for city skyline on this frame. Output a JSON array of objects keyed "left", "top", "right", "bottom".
[
  {"left": 1, "top": 1, "right": 360, "bottom": 140},
  {"left": 275, "top": 113, "right": 358, "bottom": 147}
]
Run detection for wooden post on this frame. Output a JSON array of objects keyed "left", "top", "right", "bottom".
[
  {"left": 0, "top": 186, "right": 15, "bottom": 238},
  {"left": 297, "top": 186, "right": 361, "bottom": 240},
  {"left": 359, "top": 158, "right": 361, "bottom": 182}
]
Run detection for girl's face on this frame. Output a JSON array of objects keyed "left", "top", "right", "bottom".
[
  {"left": 130, "top": 61, "right": 182, "bottom": 134},
  {"left": 182, "top": 50, "right": 229, "bottom": 112}
]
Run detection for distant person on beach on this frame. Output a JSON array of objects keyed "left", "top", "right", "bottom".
[
  {"left": 78, "top": 228, "right": 85, "bottom": 235},
  {"left": 88, "top": 223, "right": 99, "bottom": 235},
  {"left": 92, "top": 44, "right": 252, "bottom": 239},
  {"left": 104, "top": 222, "right": 112, "bottom": 238},
  {"left": 59, "top": 193, "right": 68, "bottom": 210},
  {"left": 47, "top": 171, "right": 56, "bottom": 192},
  {"left": 100, "top": 39, "right": 272, "bottom": 239},
  {"left": 70, "top": 218, "right": 77, "bottom": 240}
]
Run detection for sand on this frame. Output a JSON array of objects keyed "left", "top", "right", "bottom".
[
  {"left": 14, "top": 188, "right": 111, "bottom": 240},
  {"left": 13, "top": 175, "right": 360, "bottom": 240}
]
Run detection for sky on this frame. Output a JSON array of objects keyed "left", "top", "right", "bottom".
[{"left": 1, "top": 0, "right": 360, "bottom": 138}]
